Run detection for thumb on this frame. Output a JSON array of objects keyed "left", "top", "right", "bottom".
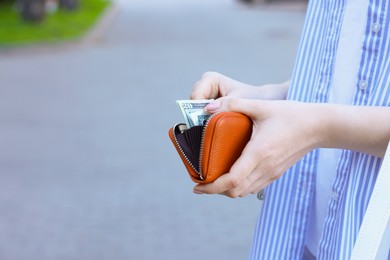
[{"left": 205, "top": 98, "right": 264, "bottom": 119}]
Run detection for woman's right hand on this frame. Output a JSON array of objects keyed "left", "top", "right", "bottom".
[{"left": 190, "top": 71, "right": 290, "bottom": 101}]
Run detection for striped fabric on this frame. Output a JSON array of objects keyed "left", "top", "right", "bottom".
[{"left": 248, "top": 0, "right": 390, "bottom": 259}]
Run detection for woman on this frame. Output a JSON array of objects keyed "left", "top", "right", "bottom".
[{"left": 190, "top": 0, "right": 390, "bottom": 259}]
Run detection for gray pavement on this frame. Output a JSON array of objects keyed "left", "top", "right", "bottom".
[{"left": 0, "top": 1, "right": 306, "bottom": 259}]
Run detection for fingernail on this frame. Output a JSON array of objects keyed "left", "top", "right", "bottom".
[
  {"left": 193, "top": 189, "right": 204, "bottom": 194},
  {"left": 205, "top": 101, "right": 221, "bottom": 112}
]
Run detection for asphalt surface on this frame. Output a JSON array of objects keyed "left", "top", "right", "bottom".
[{"left": 0, "top": 1, "right": 306, "bottom": 259}]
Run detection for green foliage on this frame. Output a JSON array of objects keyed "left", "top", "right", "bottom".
[{"left": 0, "top": 0, "right": 110, "bottom": 46}]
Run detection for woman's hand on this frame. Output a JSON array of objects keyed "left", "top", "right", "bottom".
[
  {"left": 193, "top": 98, "right": 390, "bottom": 198},
  {"left": 190, "top": 72, "right": 289, "bottom": 101}
]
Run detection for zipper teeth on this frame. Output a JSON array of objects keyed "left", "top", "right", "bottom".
[
  {"left": 172, "top": 124, "right": 202, "bottom": 177},
  {"left": 198, "top": 112, "right": 222, "bottom": 180}
]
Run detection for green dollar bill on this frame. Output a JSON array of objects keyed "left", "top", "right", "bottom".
[{"left": 176, "top": 99, "right": 213, "bottom": 127}]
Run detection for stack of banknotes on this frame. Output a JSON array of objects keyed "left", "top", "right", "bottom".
[{"left": 176, "top": 100, "right": 213, "bottom": 128}]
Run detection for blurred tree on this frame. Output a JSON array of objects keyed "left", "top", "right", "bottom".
[
  {"left": 59, "top": 0, "right": 78, "bottom": 10},
  {"left": 18, "top": 0, "right": 46, "bottom": 22},
  {"left": 15, "top": 0, "right": 80, "bottom": 23}
]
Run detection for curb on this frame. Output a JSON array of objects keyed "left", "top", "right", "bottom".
[{"left": 80, "top": 2, "right": 119, "bottom": 46}]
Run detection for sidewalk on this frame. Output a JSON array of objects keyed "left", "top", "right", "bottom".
[{"left": 0, "top": 1, "right": 306, "bottom": 259}]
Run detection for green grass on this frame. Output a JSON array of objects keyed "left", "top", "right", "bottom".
[{"left": 0, "top": 0, "right": 110, "bottom": 46}]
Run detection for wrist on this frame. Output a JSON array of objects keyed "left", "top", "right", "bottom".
[
  {"left": 254, "top": 80, "right": 290, "bottom": 100},
  {"left": 313, "top": 104, "right": 339, "bottom": 149},
  {"left": 298, "top": 103, "right": 330, "bottom": 151}
]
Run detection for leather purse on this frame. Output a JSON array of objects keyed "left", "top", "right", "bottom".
[{"left": 168, "top": 112, "right": 253, "bottom": 184}]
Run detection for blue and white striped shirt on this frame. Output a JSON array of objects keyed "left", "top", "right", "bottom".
[{"left": 249, "top": 0, "right": 390, "bottom": 259}]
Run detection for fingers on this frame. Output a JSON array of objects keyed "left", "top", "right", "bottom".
[
  {"left": 193, "top": 173, "right": 240, "bottom": 196},
  {"left": 193, "top": 138, "right": 265, "bottom": 197},
  {"left": 193, "top": 167, "right": 270, "bottom": 198},
  {"left": 190, "top": 72, "right": 257, "bottom": 101},
  {"left": 190, "top": 72, "right": 223, "bottom": 100},
  {"left": 192, "top": 124, "right": 285, "bottom": 198},
  {"left": 193, "top": 170, "right": 267, "bottom": 198},
  {"left": 205, "top": 98, "right": 267, "bottom": 120}
]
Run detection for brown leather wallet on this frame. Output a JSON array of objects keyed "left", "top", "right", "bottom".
[{"left": 168, "top": 112, "right": 252, "bottom": 184}]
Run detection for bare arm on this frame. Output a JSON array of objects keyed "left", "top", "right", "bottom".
[{"left": 320, "top": 104, "right": 390, "bottom": 157}]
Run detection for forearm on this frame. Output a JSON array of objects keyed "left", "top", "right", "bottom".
[
  {"left": 317, "top": 104, "right": 390, "bottom": 157},
  {"left": 216, "top": 76, "right": 290, "bottom": 100},
  {"left": 254, "top": 80, "right": 290, "bottom": 100}
]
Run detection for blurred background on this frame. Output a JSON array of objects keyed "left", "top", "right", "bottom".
[{"left": 0, "top": 0, "right": 306, "bottom": 259}]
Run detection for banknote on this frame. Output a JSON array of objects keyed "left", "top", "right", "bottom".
[{"left": 176, "top": 100, "right": 213, "bottom": 127}]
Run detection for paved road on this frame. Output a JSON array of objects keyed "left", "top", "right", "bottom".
[{"left": 0, "top": 1, "right": 305, "bottom": 259}]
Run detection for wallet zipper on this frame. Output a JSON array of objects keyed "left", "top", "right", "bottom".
[
  {"left": 172, "top": 112, "right": 221, "bottom": 181},
  {"left": 198, "top": 112, "right": 221, "bottom": 180}
]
